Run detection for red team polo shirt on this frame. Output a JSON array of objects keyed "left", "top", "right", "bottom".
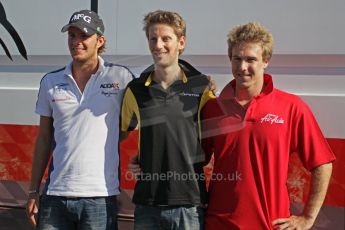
[{"left": 202, "top": 74, "right": 335, "bottom": 230}]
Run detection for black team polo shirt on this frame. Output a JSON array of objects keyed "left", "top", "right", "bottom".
[{"left": 121, "top": 59, "right": 214, "bottom": 206}]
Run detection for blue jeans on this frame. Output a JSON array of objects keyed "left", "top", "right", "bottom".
[
  {"left": 37, "top": 195, "right": 118, "bottom": 230},
  {"left": 134, "top": 205, "right": 204, "bottom": 230}
]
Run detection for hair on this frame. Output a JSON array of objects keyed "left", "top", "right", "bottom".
[
  {"left": 143, "top": 10, "right": 186, "bottom": 39},
  {"left": 97, "top": 35, "right": 106, "bottom": 54},
  {"left": 227, "top": 22, "right": 274, "bottom": 62}
]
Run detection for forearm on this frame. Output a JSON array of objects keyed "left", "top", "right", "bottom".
[
  {"left": 302, "top": 163, "right": 333, "bottom": 222},
  {"left": 29, "top": 136, "right": 52, "bottom": 191},
  {"left": 29, "top": 116, "right": 53, "bottom": 192}
]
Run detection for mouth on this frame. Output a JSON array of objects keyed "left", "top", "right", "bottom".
[
  {"left": 237, "top": 74, "right": 250, "bottom": 78},
  {"left": 153, "top": 51, "right": 167, "bottom": 58},
  {"left": 72, "top": 47, "right": 84, "bottom": 52},
  {"left": 71, "top": 49, "right": 85, "bottom": 57},
  {"left": 235, "top": 74, "right": 252, "bottom": 82}
]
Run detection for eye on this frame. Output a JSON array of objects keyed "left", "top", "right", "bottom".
[
  {"left": 81, "top": 34, "right": 89, "bottom": 39},
  {"left": 233, "top": 57, "right": 241, "bottom": 62},
  {"left": 246, "top": 58, "right": 257, "bottom": 63},
  {"left": 149, "top": 37, "right": 157, "bottom": 42},
  {"left": 162, "top": 36, "right": 171, "bottom": 42},
  {"left": 68, "top": 33, "right": 75, "bottom": 39}
]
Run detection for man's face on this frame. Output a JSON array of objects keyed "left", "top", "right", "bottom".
[
  {"left": 67, "top": 27, "right": 104, "bottom": 63},
  {"left": 230, "top": 42, "right": 268, "bottom": 90},
  {"left": 148, "top": 23, "right": 185, "bottom": 68}
]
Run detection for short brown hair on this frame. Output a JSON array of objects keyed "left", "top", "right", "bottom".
[
  {"left": 143, "top": 10, "right": 186, "bottom": 39},
  {"left": 227, "top": 22, "right": 274, "bottom": 62}
]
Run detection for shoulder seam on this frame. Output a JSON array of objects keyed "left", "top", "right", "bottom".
[
  {"left": 40, "top": 67, "right": 66, "bottom": 83},
  {"left": 104, "top": 62, "right": 136, "bottom": 79}
]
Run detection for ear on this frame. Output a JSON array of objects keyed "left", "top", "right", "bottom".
[
  {"left": 228, "top": 47, "right": 232, "bottom": 61},
  {"left": 263, "top": 59, "right": 269, "bottom": 69},
  {"left": 97, "top": 35, "right": 105, "bottom": 48},
  {"left": 178, "top": 36, "right": 186, "bottom": 51}
]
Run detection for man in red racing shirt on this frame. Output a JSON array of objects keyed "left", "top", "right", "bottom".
[{"left": 202, "top": 22, "right": 335, "bottom": 230}]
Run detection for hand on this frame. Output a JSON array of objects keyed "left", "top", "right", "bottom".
[
  {"left": 128, "top": 155, "right": 141, "bottom": 179},
  {"left": 207, "top": 75, "right": 217, "bottom": 94},
  {"left": 272, "top": 215, "right": 314, "bottom": 230},
  {"left": 26, "top": 193, "right": 39, "bottom": 227}
]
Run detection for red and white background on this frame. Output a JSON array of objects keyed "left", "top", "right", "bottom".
[
  {"left": 0, "top": 0, "right": 344, "bottom": 228},
  {"left": 0, "top": 55, "right": 344, "bottom": 229}
]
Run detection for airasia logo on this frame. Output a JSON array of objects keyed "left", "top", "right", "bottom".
[{"left": 260, "top": 113, "right": 284, "bottom": 124}]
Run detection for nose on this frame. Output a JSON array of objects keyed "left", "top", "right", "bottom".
[
  {"left": 69, "top": 33, "right": 84, "bottom": 46},
  {"left": 71, "top": 36, "right": 82, "bottom": 45},
  {"left": 239, "top": 60, "right": 248, "bottom": 71},
  {"left": 154, "top": 38, "right": 164, "bottom": 49}
]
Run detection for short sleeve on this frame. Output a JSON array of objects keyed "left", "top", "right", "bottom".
[
  {"left": 291, "top": 100, "right": 336, "bottom": 170},
  {"left": 121, "top": 87, "right": 138, "bottom": 132},
  {"left": 35, "top": 76, "right": 52, "bottom": 117},
  {"left": 201, "top": 99, "right": 217, "bottom": 164}
]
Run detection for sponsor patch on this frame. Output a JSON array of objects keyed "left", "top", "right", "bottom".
[
  {"left": 100, "top": 82, "right": 120, "bottom": 89},
  {"left": 180, "top": 92, "right": 200, "bottom": 97},
  {"left": 101, "top": 91, "right": 118, "bottom": 97},
  {"left": 260, "top": 113, "right": 284, "bottom": 124}
]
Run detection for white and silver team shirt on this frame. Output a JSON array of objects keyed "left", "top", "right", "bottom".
[{"left": 36, "top": 57, "right": 134, "bottom": 197}]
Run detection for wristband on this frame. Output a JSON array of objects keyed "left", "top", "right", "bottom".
[{"left": 28, "top": 189, "right": 39, "bottom": 194}]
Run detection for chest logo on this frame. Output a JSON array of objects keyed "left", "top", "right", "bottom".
[
  {"left": 100, "top": 82, "right": 120, "bottom": 89},
  {"left": 180, "top": 92, "right": 199, "bottom": 97},
  {"left": 54, "top": 83, "right": 69, "bottom": 91},
  {"left": 260, "top": 113, "right": 284, "bottom": 124}
]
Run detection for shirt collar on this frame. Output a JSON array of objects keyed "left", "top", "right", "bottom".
[
  {"left": 64, "top": 56, "right": 105, "bottom": 78},
  {"left": 219, "top": 73, "right": 274, "bottom": 100},
  {"left": 144, "top": 69, "right": 188, "bottom": 87}
]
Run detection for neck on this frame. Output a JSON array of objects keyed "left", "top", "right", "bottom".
[
  {"left": 235, "top": 85, "right": 262, "bottom": 101},
  {"left": 72, "top": 56, "right": 99, "bottom": 78},
  {"left": 235, "top": 81, "right": 264, "bottom": 108},
  {"left": 153, "top": 62, "right": 181, "bottom": 89},
  {"left": 71, "top": 57, "right": 99, "bottom": 93}
]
